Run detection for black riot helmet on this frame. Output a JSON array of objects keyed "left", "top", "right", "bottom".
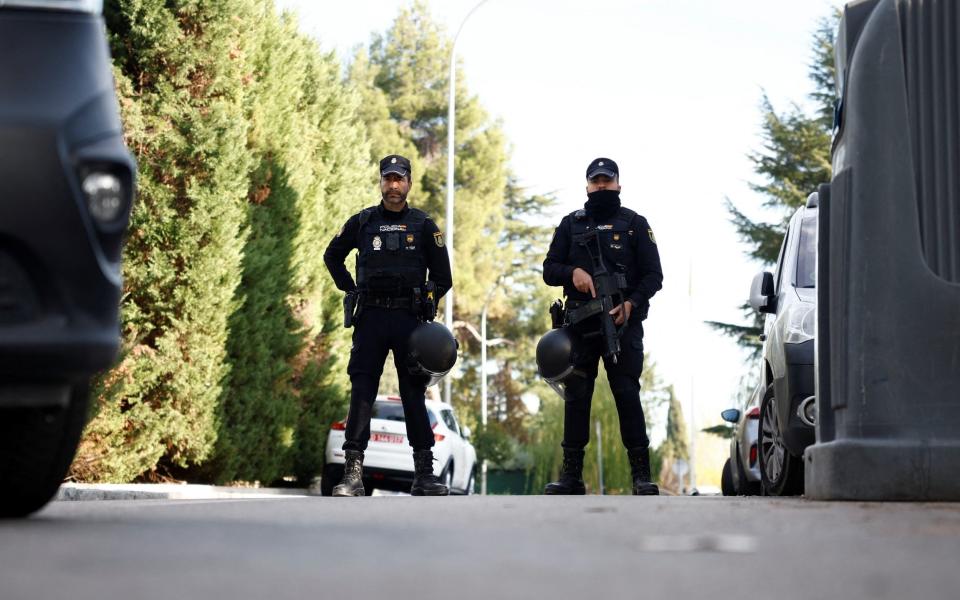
[
  {"left": 407, "top": 322, "right": 459, "bottom": 387},
  {"left": 536, "top": 328, "right": 575, "bottom": 384}
]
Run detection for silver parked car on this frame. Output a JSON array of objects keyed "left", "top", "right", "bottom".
[
  {"left": 720, "top": 383, "right": 761, "bottom": 496},
  {"left": 748, "top": 193, "right": 818, "bottom": 496}
]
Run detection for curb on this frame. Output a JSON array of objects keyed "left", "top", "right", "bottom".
[{"left": 56, "top": 482, "right": 316, "bottom": 501}]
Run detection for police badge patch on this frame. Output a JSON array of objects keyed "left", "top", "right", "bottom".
[
  {"left": 648, "top": 228, "right": 657, "bottom": 244},
  {"left": 433, "top": 231, "right": 444, "bottom": 247},
  {"left": 406, "top": 234, "right": 415, "bottom": 244},
  {"left": 372, "top": 235, "right": 382, "bottom": 250}
]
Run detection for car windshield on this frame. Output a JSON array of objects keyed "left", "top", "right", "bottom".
[
  {"left": 371, "top": 401, "right": 437, "bottom": 427},
  {"left": 795, "top": 215, "right": 817, "bottom": 288}
]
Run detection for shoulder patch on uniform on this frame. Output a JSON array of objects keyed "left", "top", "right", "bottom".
[
  {"left": 433, "top": 231, "right": 445, "bottom": 247},
  {"left": 648, "top": 228, "right": 657, "bottom": 245}
]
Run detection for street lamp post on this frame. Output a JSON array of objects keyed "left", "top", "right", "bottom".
[
  {"left": 443, "top": 0, "right": 491, "bottom": 406},
  {"left": 479, "top": 279, "right": 501, "bottom": 495},
  {"left": 480, "top": 295, "right": 489, "bottom": 495}
]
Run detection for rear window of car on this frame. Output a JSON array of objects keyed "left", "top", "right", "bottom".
[
  {"left": 440, "top": 409, "right": 459, "bottom": 435},
  {"left": 795, "top": 216, "right": 817, "bottom": 288},
  {"left": 371, "top": 401, "right": 437, "bottom": 427}
]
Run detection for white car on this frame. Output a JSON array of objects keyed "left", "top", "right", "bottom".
[{"left": 322, "top": 396, "right": 477, "bottom": 496}]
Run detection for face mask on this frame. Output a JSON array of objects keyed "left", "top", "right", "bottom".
[{"left": 585, "top": 189, "right": 621, "bottom": 217}]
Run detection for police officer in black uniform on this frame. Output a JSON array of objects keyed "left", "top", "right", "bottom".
[
  {"left": 542, "top": 157, "right": 663, "bottom": 495},
  {"left": 323, "top": 154, "right": 452, "bottom": 497}
]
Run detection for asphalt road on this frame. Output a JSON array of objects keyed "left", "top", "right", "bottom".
[{"left": 2, "top": 495, "right": 959, "bottom": 600}]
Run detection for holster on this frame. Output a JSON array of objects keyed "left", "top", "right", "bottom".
[
  {"left": 549, "top": 299, "right": 565, "bottom": 329},
  {"left": 343, "top": 291, "right": 360, "bottom": 328},
  {"left": 415, "top": 282, "right": 438, "bottom": 322}
]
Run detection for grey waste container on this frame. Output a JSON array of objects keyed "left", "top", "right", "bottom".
[{"left": 807, "top": 0, "right": 960, "bottom": 500}]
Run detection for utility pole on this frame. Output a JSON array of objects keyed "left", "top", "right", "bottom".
[
  {"left": 443, "top": 0, "right": 491, "bottom": 405},
  {"left": 688, "top": 257, "right": 697, "bottom": 492}
]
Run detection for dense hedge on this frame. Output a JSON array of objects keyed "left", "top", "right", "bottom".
[{"left": 72, "top": 0, "right": 365, "bottom": 484}]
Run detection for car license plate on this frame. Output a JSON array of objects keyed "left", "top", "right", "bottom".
[{"left": 371, "top": 432, "right": 404, "bottom": 444}]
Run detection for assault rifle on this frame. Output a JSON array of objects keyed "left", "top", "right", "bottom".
[{"left": 570, "top": 229, "right": 628, "bottom": 363}]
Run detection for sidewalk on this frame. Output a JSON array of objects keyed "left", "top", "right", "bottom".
[{"left": 56, "top": 482, "right": 314, "bottom": 501}]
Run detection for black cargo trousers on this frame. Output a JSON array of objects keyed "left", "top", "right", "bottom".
[
  {"left": 562, "top": 314, "right": 650, "bottom": 451},
  {"left": 342, "top": 306, "right": 434, "bottom": 453}
]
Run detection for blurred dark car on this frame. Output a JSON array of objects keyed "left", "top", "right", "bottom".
[{"left": 0, "top": 0, "right": 135, "bottom": 517}]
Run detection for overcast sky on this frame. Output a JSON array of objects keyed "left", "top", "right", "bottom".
[{"left": 275, "top": 0, "right": 844, "bottom": 462}]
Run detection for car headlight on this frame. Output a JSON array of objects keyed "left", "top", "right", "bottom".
[
  {"left": 82, "top": 172, "right": 126, "bottom": 225},
  {"left": 784, "top": 303, "right": 815, "bottom": 345}
]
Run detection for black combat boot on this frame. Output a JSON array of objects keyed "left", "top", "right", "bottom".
[
  {"left": 544, "top": 449, "right": 586, "bottom": 495},
  {"left": 332, "top": 450, "right": 365, "bottom": 497},
  {"left": 410, "top": 449, "right": 449, "bottom": 496},
  {"left": 627, "top": 447, "right": 660, "bottom": 496}
]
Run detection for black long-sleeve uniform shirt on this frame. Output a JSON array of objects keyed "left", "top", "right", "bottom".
[
  {"left": 323, "top": 202, "right": 453, "bottom": 299},
  {"left": 543, "top": 209, "right": 663, "bottom": 309}
]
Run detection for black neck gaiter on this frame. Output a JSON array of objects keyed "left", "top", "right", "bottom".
[{"left": 584, "top": 189, "right": 621, "bottom": 219}]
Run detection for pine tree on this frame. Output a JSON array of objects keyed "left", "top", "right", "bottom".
[
  {"left": 347, "top": 0, "right": 510, "bottom": 318},
  {"left": 709, "top": 15, "right": 838, "bottom": 353}
]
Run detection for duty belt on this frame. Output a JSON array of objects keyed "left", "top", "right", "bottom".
[{"left": 362, "top": 296, "right": 413, "bottom": 309}]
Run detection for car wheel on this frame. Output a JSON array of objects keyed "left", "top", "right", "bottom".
[
  {"left": 464, "top": 466, "right": 476, "bottom": 495},
  {"left": 0, "top": 383, "right": 89, "bottom": 518},
  {"left": 721, "top": 459, "right": 735, "bottom": 496},
  {"left": 442, "top": 461, "right": 454, "bottom": 491},
  {"left": 319, "top": 463, "right": 341, "bottom": 497},
  {"left": 735, "top": 448, "right": 762, "bottom": 496},
  {"left": 758, "top": 384, "right": 804, "bottom": 496}
]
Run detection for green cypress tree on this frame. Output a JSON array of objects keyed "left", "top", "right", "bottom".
[
  {"left": 209, "top": 6, "right": 370, "bottom": 484},
  {"left": 74, "top": 0, "right": 256, "bottom": 481},
  {"left": 660, "top": 388, "right": 690, "bottom": 463}
]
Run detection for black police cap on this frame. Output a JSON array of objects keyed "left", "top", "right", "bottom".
[
  {"left": 380, "top": 154, "right": 412, "bottom": 178},
  {"left": 586, "top": 157, "right": 619, "bottom": 180}
]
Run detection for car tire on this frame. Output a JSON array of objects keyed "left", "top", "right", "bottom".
[
  {"left": 442, "top": 461, "right": 454, "bottom": 492},
  {"left": 721, "top": 459, "right": 735, "bottom": 496},
  {"left": 464, "top": 465, "right": 476, "bottom": 495},
  {"left": 758, "top": 384, "right": 804, "bottom": 496},
  {"left": 319, "top": 463, "right": 341, "bottom": 497},
  {"left": 735, "top": 447, "right": 761, "bottom": 496},
  {"left": 0, "top": 383, "right": 89, "bottom": 518}
]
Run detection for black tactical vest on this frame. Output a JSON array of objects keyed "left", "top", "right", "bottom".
[
  {"left": 355, "top": 207, "right": 428, "bottom": 295},
  {"left": 564, "top": 207, "right": 640, "bottom": 300}
]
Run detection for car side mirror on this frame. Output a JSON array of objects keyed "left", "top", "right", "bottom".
[
  {"left": 461, "top": 426, "right": 471, "bottom": 439},
  {"left": 749, "top": 271, "right": 777, "bottom": 314},
  {"left": 721, "top": 408, "right": 741, "bottom": 423}
]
